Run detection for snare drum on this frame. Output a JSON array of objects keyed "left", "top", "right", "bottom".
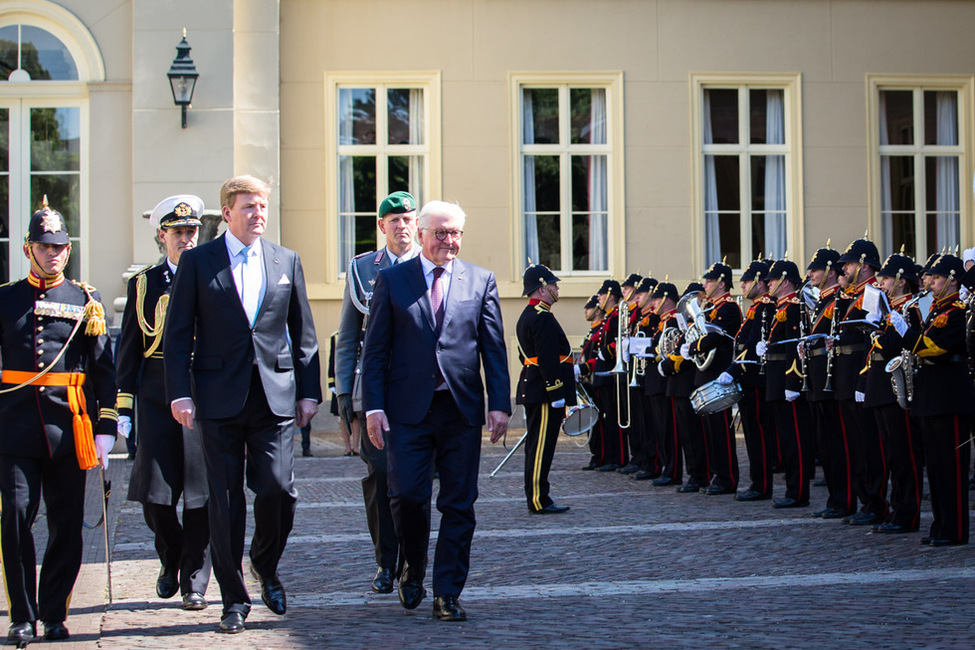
[
  {"left": 690, "top": 379, "right": 743, "bottom": 415},
  {"left": 562, "top": 385, "right": 599, "bottom": 436}
]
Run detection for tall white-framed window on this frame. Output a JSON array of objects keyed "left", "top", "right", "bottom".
[
  {"left": 0, "top": 5, "right": 103, "bottom": 284},
  {"left": 324, "top": 72, "right": 441, "bottom": 277},
  {"left": 691, "top": 75, "right": 802, "bottom": 271},
  {"left": 868, "top": 77, "right": 971, "bottom": 260},
  {"left": 512, "top": 73, "right": 623, "bottom": 276}
]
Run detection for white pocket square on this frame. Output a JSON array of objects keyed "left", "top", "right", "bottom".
[{"left": 277, "top": 275, "right": 291, "bottom": 285}]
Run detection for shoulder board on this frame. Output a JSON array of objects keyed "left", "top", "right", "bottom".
[
  {"left": 351, "top": 250, "right": 374, "bottom": 261},
  {"left": 787, "top": 296, "right": 800, "bottom": 304},
  {"left": 132, "top": 263, "right": 155, "bottom": 278},
  {"left": 70, "top": 279, "right": 98, "bottom": 292},
  {"left": 953, "top": 300, "right": 966, "bottom": 309},
  {"left": 534, "top": 303, "right": 551, "bottom": 314},
  {"left": 0, "top": 280, "right": 15, "bottom": 289}
]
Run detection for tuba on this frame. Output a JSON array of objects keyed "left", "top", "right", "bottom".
[{"left": 676, "top": 294, "right": 726, "bottom": 371}]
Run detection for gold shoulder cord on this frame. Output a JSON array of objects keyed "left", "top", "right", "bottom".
[{"left": 134, "top": 272, "right": 169, "bottom": 357}]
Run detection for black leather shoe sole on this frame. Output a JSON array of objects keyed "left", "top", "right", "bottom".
[
  {"left": 773, "top": 498, "right": 809, "bottom": 508},
  {"left": 182, "top": 593, "right": 208, "bottom": 610},
  {"left": 219, "top": 612, "right": 245, "bottom": 634},
  {"left": 930, "top": 538, "right": 967, "bottom": 547},
  {"left": 529, "top": 504, "right": 569, "bottom": 514},
  {"left": 651, "top": 477, "right": 677, "bottom": 486}
]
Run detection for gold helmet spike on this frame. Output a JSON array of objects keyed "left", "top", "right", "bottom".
[
  {"left": 664, "top": 274, "right": 669, "bottom": 282},
  {"left": 899, "top": 244, "right": 905, "bottom": 255},
  {"left": 721, "top": 255, "right": 727, "bottom": 265},
  {"left": 825, "top": 238, "right": 831, "bottom": 248},
  {"left": 864, "top": 229, "right": 869, "bottom": 238},
  {"left": 42, "top": 194, "right": 49, "bottom": 208},
  {"left": 783, "top": 249, "right": 790, "bottom": 260},
  {"left": 527, "top": 257, "right": 534, "bottom": 267}
]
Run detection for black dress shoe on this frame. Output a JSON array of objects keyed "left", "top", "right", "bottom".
[
  {"left": 930, "top": 538, "right": 967, "bottom": 547},
  {"left": 530, "top": 503, "right": 569, "bottom": 515},
  {"left": 182, "top": 592, "right": 207, "bottom": 610},
  {"left": 773, "top": 497, "right": 809, "bottom": 508},
  {"left": 372, "top": 567, "right": 395, "bottom": 594},
  {"left": 156, "top": 565, "right": 179, "bottom": 599},
  {"left": 920, "top": 536, "right": 934, "bottom": 545},
  {"left": 302, "top": 449, "right": 313, "bottom": 457},
  {"left": 432, "top": 595, "right": 467, "bottom": 621},
  {"left": 875, "top": 522, "right": 918, "bottom": 534},
  {"left": 703, "top": 484, "right": 735, "bottom": 496},
  {"left": 821, "top": 507, "right": 856, "bottom": 519},
  {"left": 42, "top": 621, "right": 69, "bottom": 641},
  {"left": 398, "top": 566, "right": 426, "bottom": 610},
  {"left": 581, "top": 460, "right": 598, "bottom": 471},
  {"left": 848, "top": 511, "right": 882, "bottom": 526},
  {"left": 596, "top": 463, "right": 621, "bottom": 472},
  {"left": 735, "top": 489, "right": 771, "bottom": 501},
  {"left": 7, "top": 622, "right": 35, "bottom": 645},
  {"left": 676, "top": 482, "right": 702, "bottom": 493},
  {"left": 651, "top": 476, "right": 677, "bottom": 487},
  {"left": 250, "top": 565, "right": 287, "bottom": 615},
  {"left": 617, "top": 463, "right": 640, "bottom": 474},
  {"left": 219, "top": 612, "right": 245, "bottom": 634}
]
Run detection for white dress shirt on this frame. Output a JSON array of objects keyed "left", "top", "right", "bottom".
[{"left": 225, "top": 230, "right": 266, "bottom": 326}]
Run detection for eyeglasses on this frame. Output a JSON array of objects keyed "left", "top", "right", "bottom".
[{"left": 428, "top": 229, "right": 464, "bottom": 242}]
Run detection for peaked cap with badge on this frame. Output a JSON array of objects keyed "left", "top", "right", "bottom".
[{"left": 149, "top": 194, "right": 204, "bottom": 230}]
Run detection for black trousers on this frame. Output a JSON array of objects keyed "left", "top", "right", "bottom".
[
  {"left": 198, "top": 369, "right": 297, "bottom": 617},
  {"left": 814, "top": 399, "right": 856, "bottom": 512},
  {"left": 523, "top": 403, "right": 564, "bottom": 511},
  {"left": 674, "top": 396, "right": 708, "bottom": 486},
  {"left": 739, "top": 387, "right": 775, "bottom": 495},
  {"left": 0, "top": 453, "right": 85, "bottom": 624},
  {"left": 593, "top": 381, "right": 628, "bottom": 467},
  {"left": 637, "top": 392, "right": 661, "bottom": 474},
  {"left": 922, "top": 414, "right": 971, "bottom": 544},
  {"left": 874, "top": 404, "right": 923, "bottom": 529},
  {"left": 624, "top": 386, "right": 644, "bottom": 466},
  {"left": 771, "top": 398, "right": 813, "bottom": 502},
  {"left": 840, "top": 400, "right": 888, "bottom": 518},
  {"left": 356, "top": 411, "right": 400, "bottom": 572},
  {"left": 651, "top": 395, "right": 681, "bottom": 482},
  {"left": 703, "top": 407, "right": 738, "bottom": 490},
  {"left": 386, "top": 391, "right": 480, "bottom": 598},
  {"left": 143, "top": 502, "right": 211, "bottom": 595}
]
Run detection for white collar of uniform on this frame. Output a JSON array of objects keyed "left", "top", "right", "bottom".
[
  {"left": 386, "top": 245, "right": 419, "bottom": 265},
  {"left": 166, "top": 257, "right": 178, "bottom": 275},
  {"left": 225, "top": 230, "right": 261, "bottom": 259},
  {"left": 419, "top": 253, "right": 453, "bottom": 277}
]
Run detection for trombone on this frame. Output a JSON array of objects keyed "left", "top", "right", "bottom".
[{"left": 611, "top": 301, "right": 632, "bottom": 429}]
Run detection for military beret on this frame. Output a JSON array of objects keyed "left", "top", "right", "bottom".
[{"left": 378, "top": 191, "right": 417, "bottom": 218}]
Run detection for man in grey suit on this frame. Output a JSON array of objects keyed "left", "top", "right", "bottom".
[
  {"left": 335, "top": 191, "right": 419, "bottom": 594},
  {"left": 362, "top": 200, "right": 511, "bottom": 622},
  {"left": 164, "top": 175, "right": 321, "bottom": 634}
]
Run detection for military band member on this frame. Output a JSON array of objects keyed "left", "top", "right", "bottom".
[
  {"left": 631, "top": 276, "right": 661, "bottom": 480},
  {"left": 0, "top": 204, "right": 117, "bottom": 644},
  {"left": 833, "top": 238, "right": 887, "bottom": 525},
  {"left": 617, "top": 274, "right": 648, "bottom": 476},
  {"left": 515, "top": 264, "right": 575, "bottom": 513},
  {"left": 335, "top": 191, "right": 420, "bottom": 594},
  {"left": 692, "top": 263, "right": 742, "bottom": 495},
  {"left": 760, "top": 260, "right": 812, "bottom": 508},
  {"left": 803, "top": 245, "right": 855, "bottom": 518},
  {"left": 728, "top": 260, "right": 776, "bottom": 501},
  {"left": 115, "top": 195, "right": 211, "bottom": 609},
  {"left": 590, "top": 280, "right": 628, "bottom": 471},
  {"left": 579, "top": 294, "right": 604, "bottom": 470},
  {"left": 864, "top": 254, "right": 924, "bottom": 533},
  {"left": 890, "top": 254, "right": 971, "bottom": 546},
  {"left": 621, "top": 272, "right": 642, "bottom": 304},
  {"left": 648, "top": 282, "right": 684, "bottom": 487}
]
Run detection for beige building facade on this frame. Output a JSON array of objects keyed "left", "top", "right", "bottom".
[{"left": 2, "top": 0, "right": 974, "bottom": 372}]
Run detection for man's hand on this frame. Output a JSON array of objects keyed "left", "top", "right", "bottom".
[
  {"left": 171, "top": 398, "right": 196, "bottom": 429},
  {"left": 337, "top": 393, "right": 355, "bottom": 425},
  {"left": 94, "top": 434, "right": 115, "bottom": 469},
  {"left": 487, "top": 410, "right": 509, "bottom": 444},
  {"left": 296, "top": 398, "right": 319, "bottom": 428},
  {"left": 366, "top": 411, "right": 390, "bottom": 450}
]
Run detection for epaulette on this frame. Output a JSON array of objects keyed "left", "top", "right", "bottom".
[
  {"left": 0, "top": 280, "right": 15, "bottom": 288},
  {"left": 534, "top": 302, "right": 551, "bottom": 314},
  {"left": 131, "top": 263, "right": 153, "bottom": 278},
  {"left": 952, "top": 300, "right": 966, "bottom": 310},
  {"left": 71, "top": 280, "right": 107, "bottom": 336}
]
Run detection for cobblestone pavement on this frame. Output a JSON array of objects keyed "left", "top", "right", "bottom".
[{"left": 5, "top": 430, "right": 974, "bottom": 648}]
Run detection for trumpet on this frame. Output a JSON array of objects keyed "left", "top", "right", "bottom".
[
  {"left": 610, "top": 301, "right": 632, "bottom": 429},
  {"left": 628, "top": 331, "right": 647, "bottom": 387}
]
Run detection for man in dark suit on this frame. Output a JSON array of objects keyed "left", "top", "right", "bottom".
[
  {"left": 361, "top": 200, "right": 510, "bottom": 622},
  {"left": 116, "top": 195, "right": 210, "bottom": 611},
  {"left": 164, "top": 175, "right": 322, "bottom": 634}
]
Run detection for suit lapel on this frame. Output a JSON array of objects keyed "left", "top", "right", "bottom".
[
  {"left": 209, "top": 234, "right": 250, "bottom": 326},
  {"left": 255, "top": 239, "right": 279, "bottom": 323},
  {"left": 440, "top": 259, "right": 467, "bottom": 332},
  {"left": 405, "top": 257, "right": 436, "bottom": 332}
]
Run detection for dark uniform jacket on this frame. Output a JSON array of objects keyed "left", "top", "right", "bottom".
[
  {"left": 804, "top": 285, "right": 840, "bottom": 400},
  {"left": 661, "top": 316, "right": 695, "bottom": 399},
  {"left": 116, "top": 262, "right": 207, "bottom": 507},
  {"left": 638, "top": 311, "right": 666, "bottom": 396},
  {"left": 862, "top": 294, "right": 921, "bottom": 408},
  {"left": 515, "top": 300, "right": 577, "bottom": 406},
  {"left": 833, "top": 277, "right": 877, "bottom": 400},
  {"left": 0, "top": 276, "right": 116, "bottom": 458},
  {"left": 901, "top": 291, "right": 975, "bottom": 417},
  {"left": 728, "top": 295, "right": 774, "bottom": 390},
  {"left": 764, "top": 292, "right": 804, "bottom": 401},
  {"left": 593, "top": 306, "right": 620, "bottom": 389},
  {"left": 692, "top": 293, "right": 741, "bottom": 385}
]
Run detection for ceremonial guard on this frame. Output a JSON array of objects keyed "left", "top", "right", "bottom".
[
  {"left": 515, "top": 264, "right": 575, "bottom": 513},
  {"left": 589, "top": 280, "right": 628, "bottom": 471},
  {"left": 648, "top": 282, "right": 683, "bottom": 487},
  {"left": 761, "top": 260, "right": 812, "bottom": 508},
  {"left": 115, "top": 195, "right": 211, "bottom": 609},
  {"left": 630, "top": 276, "right": 661, "bottom": 480},
  {"left": 692, "top": 263, "right": 742, "bottom": 495},
  {"left": 891, "top": 254, "right": 971, "bottom": 546},
  {"left": 728, "top": 260, "right": 776, "bottom": 501},
  {"left": 863, "top": 254, "right": 924, "bottom": 533},
  {"left": 617, "top": 275, "right": 648, "bottom": 476},
  {"left": 335, "top": 191, "right": 420, "bottom": 594},
  {"left": 833, "top": 238, "right": 887, "bottom": 525},
  {"left": 0, "top": 203, "right": 116, "bottom": 644},
  {"left": 578, "top": 294, "right": 603, "bottom": 470},
  {"left": 803, "top": 245, "right": 855, "bottom": 518}
]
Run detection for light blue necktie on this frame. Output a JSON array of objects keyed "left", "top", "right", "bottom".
[{"left": 239, "top": 246, "right": 260, "bottom": 326}]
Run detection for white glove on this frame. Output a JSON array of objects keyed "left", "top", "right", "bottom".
[
  {"left": 597, "top": 350, "right": 606, "bottom": 361},
  {"left": 963, "top": 246, "right": 975, "bottom": 268},
  {"left": 551, "top": 398, "right": 566, "bottom": 409},
  {"left": 573, "top": 364, "right": 582, "bottom": 379},
  {"left": 784, "top": 390, "right": 800, "bottom": 402},
  {"left": 717, "top": 372, "right": 734, "bottom": 385},
  {"left": 888, "top": 310, "right": 908, "bottom": 337},
  {"left": 755, "top": 341, "right": 768, "bottom": 357},
  {"left": 680, "top": 343, "right": 691, "bottom": 359},
  {"left": 330, "top": 386, "right": 337, "bottom": 395},
  {"left": 657, "top": 361, "right": 667, "bottom": 377},
  {"left": 94, "top": 434, "right": 115, "bottom": 469},
  {"left": 855, "top": 390, "right": 865, "bottom": 403},
  {"left": 117, "top": 415, "right": 132, "bottom": 439}
]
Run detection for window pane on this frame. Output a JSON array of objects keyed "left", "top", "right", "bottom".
[
  {"left": 571, "top": 155, "right": 607, "bottom": 212},
  {"left": 570, "top": 88, "right": 605, "bottom": 144},
  {"left": 388, "top": 156, "right": 424, "bottom": 203},
  {"left": 354, "top": 215, "right": 377, "bottom": 255},
  {"left": 525, "top": 88, "right": 558, "bottom": 145},
  {"left": 528, "top": 155, "right": 559, "bottom": 212},
  {"left": 31, "top": 173, "right": 79, "bottom": 234},
  {"left": 705, "top": 88, "right": 738, "bottom": 144},
  {"left": 20, "top": 26, "right": 78, "bottom": 81},
  {"left": 883, "top": 156, "right": 914, "bottom": 211},
  {"left": 534, "top": 213, "right": 561, "bottom": 271},
  {"left": 0, "top": 107, "right": 7, "bottom": 170},
  {"left": 338, "top": 88, "right": 376, "bottom": 145},
  {"left": 717, "top": 214, "right": 741, "bottom": 269},
  {"left": 925, "top": 156, "right": 959, "bottom": 212},
  {"left": 881, "top": 90, "right": 913, "bottom": 146},
  {"left": 0, "top": 26, "right": 16, "bottom": 80},
  {"left": 924, "top": 91, "right": 958, "bottom": 146},
  {"left": 31, "top": 107, "right": 80, "bottom": 172},
  {"left": 749, "top": 89, "right": 768, "bottom": 144},
  {"left": 338, "top": 156, "right": 376, "bottom": 214},
  {"left": 388, "top": 88, "right": 423, "bottom": 145},
  {"left": 883, "top": 213, "right": 916, "bottom": 259},
  {"left": 570, "top": 213, "right": 608, "bottom": 272},
  {"left": 0, "top": 175, "right": 7, "bottom": 284},
  {"left": 711, "top": 155, "right": 740, "bottom": 211},
  {"left": 926, "top": 212, "right": 959, "bottom": 255}
]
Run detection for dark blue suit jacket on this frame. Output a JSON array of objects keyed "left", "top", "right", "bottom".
[
  {"left": 361, "top": 256, "right": 510, "bottom": 426},
  {"left": 163, "top": 234, "right": 322, "bottom": 420}
]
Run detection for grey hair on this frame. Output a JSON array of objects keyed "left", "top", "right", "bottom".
[{"left": 417, "top": 200, "right": 466, "bottom": 230}]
